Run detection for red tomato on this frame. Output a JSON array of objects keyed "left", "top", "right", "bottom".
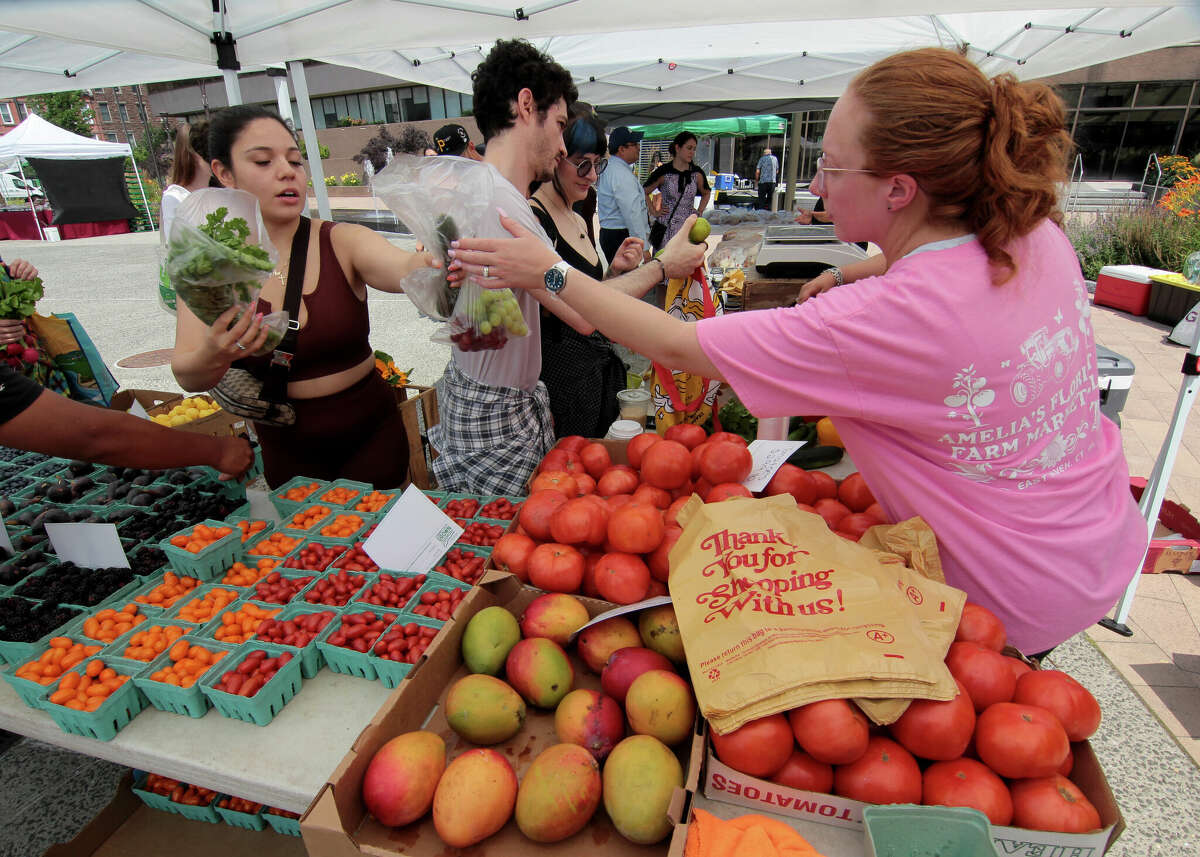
[
  {"left": 549, "top": 497, "right": 608, "bottom": 547},
  {"left": 837, "top": 513, "right": 878, "bottom": 541},
  {"left": 527, "top": 543, "right": 585, "bottom": 593},
  {"left": 595, "top": 552, "right": 651, "bottom": 604},
  {"left": 1058, "top": 746, "right": 1074, "bottom": 776},
  {"left": 631, "top": 484, "right": 673, "bottom": 510},
  {"left": 833, "top": 736, "right": 922, "bottom": 805},
  {"left": 664, "top": 423, "right": 708, "bottom": 450},
  {"left": 693, "top": 477, "right": 713, "bottom": 499},
  {"left": 574, "top": 472, "right": 596, "bottom": 495},
  {"left": 664, "top": 496, "right": 691, "bottom": 528},
  {"left": 808, "top": 470, "right": 838, "bottom": 500},
  {"left": 1006, "top": 656, "right": 1035, "bottom": 683},
  {"left": 922, "top": 758, "right": 1013, "bottom": 826},
  {"left": 605, "top": 494, "right": 634, "bottom": 512},
  {"left": 690, "top": 443, "right": 710, "bottom": 480},
  {"left": 706, "top": 483, "right": 753, "bottom": 502},
  {"left": 491, "top": 533, "right": 535, "bottom": 582},
  {"left": 607, "top": 503, "right": 665, "bottom": 554},
  {"left": 597, "top": 468, "right": 639, "bottom": 497},
  {"left": 812, "top": 497, "right": 851, "bottom": 531},
  {"left": 1010, "top": 775, "right": 1101, "bottom": 833},
  {"left": 579, "top": 442, "right": 612, "bottom": 480},
  {"left": 539, "top": 447, "right": 582, "bottom": 474},
  {"left": 518, "top": 490, "right": 569, "bottom": 541},
  {"left": 771, "top": 750, "right": 833, "bottom": 794},
  {"left": 955, "top": 602, "right": 1007, "bottom": 651},
  {"left": 640, "top": 440, "right": 692, "bottom": 490},
  {"left": 1013, "top": 670, "right": 1102, "bottom": 742},
  {"left": 556, "top": 435, "right": 589, "bottom": 454},
  {"left": 581, "top": 550, "right": 604, "bottom": 598},
  {"left": 889, "top": 679, "right": 976, "bottom": 761},
  {"left": 710, "top": 714, "right": 794, "bottom": 778},
  {"left": 700, "top": 442, "right": 753, "bottom": 485},
  {"left": 707, "top": 431, "right": 748, "bottom": 447},
  {"left": 530, "top": 470, "right": 579, "bottom": 497},
  {"left": 836, "top": 472, "right": 876, "bottom": 513},
  {"left": 864, "top": 503, "right": 889, "bottom": 524},
  {"left": 945, "top": 641, "right": 1017, "bottom": 712},
  {"left": 647, "top": 579, "right": 668, "bottom": 597},
  {"left": 764, "top": 464, "right": 817, "bottom": 505},
  {"left": 647, "top": 526, "right": 683, "bottom": 583},
  {"left": 788, "top": 699, "right": 870, "bottom": 765},
  {"left": 975, "top": 702, "right": 1070, "bottom": 779},
  {"left": 626, "top": 433, "right": 662, "bottom": 469},
  {"left": 669, "top": 479, "right": 695, "bottom": 501}
]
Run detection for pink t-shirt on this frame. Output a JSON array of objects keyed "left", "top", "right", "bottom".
[{"left": 697, "top": 220, "right": 1144, "bottom": 653}]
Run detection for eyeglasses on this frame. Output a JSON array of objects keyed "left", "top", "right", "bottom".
[
  {"left": 815, "top": 155, "right": 876, "bottom": 178},
  {"left": 565, "top": 156, "right": 608, "bottom": 178}
]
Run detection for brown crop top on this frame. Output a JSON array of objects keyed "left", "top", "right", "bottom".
[{"left": 232, "top": 220, "right": 372, "bottom": 382}]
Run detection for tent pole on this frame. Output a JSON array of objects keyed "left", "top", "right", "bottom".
[
  {"left": 16, "top": 159, "right": 44, "bottom": 241},
  {"left": 287, "top": 60, "right": 332, "bottom": 221},
  {"left": 130, "top": 159, "right": 156, "bottom": 231},
  {"left": 222, "top": 70, "right": 244, "bottom": 106},
  {"left": 783, "top": 111, "right": 802, "bottom": 212},
  {"left": 776, "top": 124, "right": 786, "bottom": 212}
]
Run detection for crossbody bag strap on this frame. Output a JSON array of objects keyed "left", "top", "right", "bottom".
[{"left": 261, "top": 216, "right": 312, "bottom": 404}]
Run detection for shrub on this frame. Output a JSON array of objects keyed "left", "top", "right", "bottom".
[
  {"left": 340, "top": 172, "right": 362, "bottom": 186},
  {"left": 297, "top": 140, "right": 330, "bottom": 159},
  {"left": 1068, "top": 207, "right": 1200, "bottom": 280},
  {"left": 324, "top": 175, "right": 339, "bottom": 186}
]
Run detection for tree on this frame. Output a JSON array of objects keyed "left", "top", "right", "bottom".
[
  {"left": 132, "top": 124, "right": 171, "bottom": 182},
  {"left": 26, "top": 91, "right": 93, "bottom": 136}
]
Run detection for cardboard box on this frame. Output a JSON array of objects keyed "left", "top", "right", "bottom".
[
  {"left": 1142, "top": 539, "right": 1200, "bottom": 574},
  {"left": 42, "top": 771, "right": 305, "bottom": 857},
  {"left": 301, "top": 573, "right": 702, "bottom": 856},
  {"left": 109, "top": 388, "right": 247, "bottom": 438}
]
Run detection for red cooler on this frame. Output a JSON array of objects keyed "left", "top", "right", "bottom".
[{"left": 1094, "top": 265, "right": 1171, "bottom": 316}]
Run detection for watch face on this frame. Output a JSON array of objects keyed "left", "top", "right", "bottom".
[{"left": 545, "top": 265, "right": 566, "bottom": 293}]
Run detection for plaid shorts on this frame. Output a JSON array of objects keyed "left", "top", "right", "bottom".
[{"left": 429, "top": 361, "right": 555, "bottom": 495}]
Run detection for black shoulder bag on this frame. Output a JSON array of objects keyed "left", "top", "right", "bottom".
[{"left": 209, "top": 217, "right": 311, "bottom": 427}]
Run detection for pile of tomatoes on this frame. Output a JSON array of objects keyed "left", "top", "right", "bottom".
[
  {"left": 710, "top": 602, "right": 1105, "bottom": 835},
  {"left": 491, "top": 428, "right": 893, "bottom": 603}
]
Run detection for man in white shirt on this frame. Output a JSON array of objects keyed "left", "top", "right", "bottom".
[{"left": 596, "top": 126, "right": 651, "bottom": 266}]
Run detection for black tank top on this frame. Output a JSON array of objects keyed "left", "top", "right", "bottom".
[{"left": 530, "top": 199, "right": 604, "bottom": 281}]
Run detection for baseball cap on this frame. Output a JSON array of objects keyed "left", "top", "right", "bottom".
[
  {"left": 607, "top": 126, "right": 644, "bottom": 155},
  {"left": 433, "top": 123, "right": 471, "bottom": 156}
]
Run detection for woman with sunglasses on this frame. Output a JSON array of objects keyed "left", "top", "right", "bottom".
[
  {"left": 449, "top": 48, "right": 1143, "bottom": 658},
  {"left": 529, "top": 113, "right": 651, "bottom": 437}
]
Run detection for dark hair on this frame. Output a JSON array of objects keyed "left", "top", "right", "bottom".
[
  {"left": 208, "top": 105, "right": 294, "bottom": 169},
  {"left": 852, "top": 48, "right": 1072, "bottom": 283},
  {"left": 167, "top": 120, "right": 209, "bottom": 187},
  {"left": 471, "top": 39, "right": 577, "bottom": 141},
  {"left": 668, "top": 132, "right": 697, "bottom": 157},
  {"left": 563, "top": 114, "right": 606, "bottom": 158}
]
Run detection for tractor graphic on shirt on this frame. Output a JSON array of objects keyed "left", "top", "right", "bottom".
[{"left": 1009, "top": 326, "right": 1079, "bottom": 406}]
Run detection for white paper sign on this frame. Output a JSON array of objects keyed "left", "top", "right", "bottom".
[
  {"left": 246, "top": 487, "right": 281, "bottom": 524},
  {"left": 741, "top": 439, "right": 806, "bottom": 492},
  {"left": 127, "top": 398, "right": 152, "bottom": 421},
  {"left": 570, "top": 595, "right": 673, "bottom": 641},
  {"left": 0, "top": 519, "right": 14, "bottom": 558},
  {"left": 45, "top": 522, "right": 130, "bottom": 568},
  {"left": 363, "top": 484, "right": 463, "bottom": 574}
]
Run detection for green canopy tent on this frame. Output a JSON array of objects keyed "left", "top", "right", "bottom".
[{"left": 630, "top": 114, "right": 786, "bottom": 140}]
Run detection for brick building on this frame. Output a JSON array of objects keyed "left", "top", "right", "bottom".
[
  {"left": 0, "top": 96, "right": 30, "bottom": 134},
  {"left": 85, "top": 85, "right": 173, "bottom": 146}
]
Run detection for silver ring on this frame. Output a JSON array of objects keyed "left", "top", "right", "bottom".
[
  {"left": 482, "top": 265, "right": 490, "bottom": 279},
  {"left": 235, "top": 342, "right": 247, "bottom": 351}
]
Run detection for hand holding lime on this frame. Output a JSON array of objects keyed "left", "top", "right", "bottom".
[{"left": 688, "top": 217, "right": 711, "bottom": 244}]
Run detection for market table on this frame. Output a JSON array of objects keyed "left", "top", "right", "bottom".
[
  {"left": 0, "top": 207, "right": 130, "bottom": 240},
  {"left": 0, "top": 667, "right": 393, "bottom": 814}
]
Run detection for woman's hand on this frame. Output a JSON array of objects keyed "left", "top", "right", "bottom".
[
  {"left": 206, "top": 304, "right": 269, "bottom": 361},
  {"left": 5, "top": 258, "right": 38, "bottom": 280},
  {"left": 213, "top": 435, "right": 254, "bottom": 481},
  {"left": 610, "top": 237, "right": 644, "bottom": 275},
  {"left": 796, "top": 269, "right": 838, "bottom": 304},
  {"left": 0, "top": 318, "right": 25, "bottom": 346},
  {"left": 793, "top": 209, "right": 814, "bottom": 225},
  {"left": 658, "top": 215, "right": 707, "bottom": 278},
  {"left": 448, "top": 212, "right": 561, "bottom": 291}
]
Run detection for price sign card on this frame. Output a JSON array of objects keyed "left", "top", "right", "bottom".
[
  {"left": 570, "top": 595, "right": 673, "bottom": 642},
  {"left": 364, "top": 484, "right": 464, "bottom": 574},
  {"left": 45, "top": 522, "right": 130, "bottom": 568},
  {"left": 741, "top": 439, "right": 806, "bottom": 492}
]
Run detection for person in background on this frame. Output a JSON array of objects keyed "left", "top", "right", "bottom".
[
  {"left": 643, "top": 131, "right": 710, "bottom": 254},
  {"left": 755, "top": 146, "right": 779, "bottom": 210},
  {"left": 0, "top": 362, "right": 252, "bottom": 479},
  {"left": 596, "top": 125, "right": 652, "bottom": 269},
  {"left": 445, "top": 47, "right": 1143, "bottom": 657},
  {"left": 530, "top": 113, "right": 652, "bottom": 438},
  {"left": 158, "top": 122, "right": 212, "bottom": 313},
  {"left": 432, "top": 123, "right": 485, "bottom": 161},
  {"left": 0, "top": 257, "right": 37, "bottom": 348},
  {"left": 171, "top": 106, "right": 436, "bottom": 489}
]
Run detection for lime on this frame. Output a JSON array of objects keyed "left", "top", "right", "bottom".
[{"left": 688, "top": 217, "right": 711, "bottom": 244}]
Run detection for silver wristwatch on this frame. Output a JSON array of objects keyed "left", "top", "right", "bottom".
[
  {"left": 543, "top": 260, "right": 571, "bottom": 294},
  {"left": 825, "top": 266, "right": 844, "bottom": 287}
]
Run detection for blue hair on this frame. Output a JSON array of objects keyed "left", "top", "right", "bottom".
[{"left": 564, "top": 115, "right": 606, "bottom": 157}]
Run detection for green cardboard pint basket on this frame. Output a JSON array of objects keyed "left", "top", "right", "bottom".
[
  {"left": 0, "top": 633, "right": 105, "bottom": 707},
  {"left": 315, "top": 607, "right": 403, "bottom": 681},
  {"left": 130, "top": 772, "right": 221, "bottom": 823},
  {"left": 214, "top": 797, "right": 267, "bottom": 830},
  {"left": 262, "top": 809, "right": 303, "bottom": 837},
  {"left": 39, "top": 656, "right": 146, "bottom": 742},
  {"left": 251, "top": 602, "right": 340, "bottom": 679},
  {"left": 371, "top": 615, "right": 444, "bottom": 689},
  {"left": 159, "top": 520, "right": 241, "bottom": 580},
  {"left": 269, "top": 476, "right": 327, "bottom": 518},
  {"left": 133, "top": 636, "right": 236, "bottom": 718},
  {"left": 199, "top": 641, "right": 303, "bottom": 726},
  {"left": 862, "top": 805, "right": 1001, "bottom": 857},
  {"left": 316, "top": 479, "right": 373, "bottom": 509},
  {"left": 401, "top": 575, "right": 473, "bottom": 623}
]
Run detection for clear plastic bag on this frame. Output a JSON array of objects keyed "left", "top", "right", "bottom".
[
  {"left": 165, "top": 188, "right": 290, "bottom": 355},
  {"left": 372, "top": 155, "right": 530, "bottom": 352}
]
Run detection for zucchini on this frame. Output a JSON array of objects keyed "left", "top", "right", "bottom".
[{"left": 788, "top": 444, "right": 844, "bottom": 469}]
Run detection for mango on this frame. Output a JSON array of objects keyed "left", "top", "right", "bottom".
[
  {"left": 601, "top": 646, "right": 674, "bottom": 705},
  {"left": 515, "top": 743, "right": 602, "bottom": 842},
  {"left": 433, "top": 748, "right": 517, "bottom": 848},
  {"left": 505, "top": 637, "right": 574, "bottom": 708},
  {"left": 577, "top": 616, "right": 641, "bottom": 673},
  {"left": 520, "top": 592, "right": 589, "bottom": 646},
  {"left": 360, "top": 731, "right": 446, "bottom": 827},
  {"left": 602, "top": 735, "right": 683, "bottom": 844},
  {"left": 554, "top": 688, "right": 625, "bottom": 761},
  {"left": 625, "top": 669, "right": 696, "bottom": 746},
  {"left": 638, "top": 605, "right": 686, "bottom": 664},
  {"left": 444, "top": 674, "right": 526, "bottom": 745},
  {"left": 461, "top": 606, "right": 521, "bottom": 675}
]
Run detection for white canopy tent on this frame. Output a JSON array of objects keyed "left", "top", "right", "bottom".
[{"left": 0, "top": 113, "right": 153, "bottom": 240}]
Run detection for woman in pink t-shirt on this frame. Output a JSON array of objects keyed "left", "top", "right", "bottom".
[{"left": 450, "top": 48, "right": 1144, "bottom": 656}]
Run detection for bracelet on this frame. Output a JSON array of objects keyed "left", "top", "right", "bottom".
[
  {"left": 647, "top": 257, "right": 666, "bottom": 278},
  {"left": 825, "top": 266, "right": 844, "bottom": 287}
]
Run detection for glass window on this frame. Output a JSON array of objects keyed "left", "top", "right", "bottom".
[
  {"left": 444, "top": 89, "right": 461, "bottom": 117},
  {"left": 105, "top": 133, "right": 118, "bottom": 142},
  {"left": 119, "top": 102, "right": 129, "bottom": 122},
  {"left": 334, "top": 95, "right": 348, "bottom": 123},
  {"left": 383, "top": 89, "right": 401, "bottom": 123},
  {"left": 431, "top": 88, "right": 446, "bottom": 120},
  {"left": 1114, "top": 109, "right": 1185, "bottom": 180},
  {"left": 320, "top": 97, "right": 338, "bottom": 130},
  {"left": 346, "top": 94, "right": 363, "bottom": 121},
  {"left": 1133, "top": 82, "right": 1193, "bottom": 108},
  {"left": 460, "top": 92, "right": 473, "bottom": 116},
  {"left": 407, "top": 86, "right": 431, "bottom": 121},
  {"left": 1079, "top": 84, "right": 1134, "bottom": 110},
  {"left": 137, "top": 102, "right": 147, "bottom": 122},
  {"left": 1179, "top": 109, "right": 1200, "bottom": 158},
  {"left": 1072, "top": 111, "right": 1132, "bottom": 180},
  {"left": 98, "top": 102, "right": 111, "bottom": 122},
  {"left": 0, "top": 103, "right": 12, "bottom": 124},
  {"left": 1054, "top": 84, "right": 1083, "bottom": 110},
  {"left": 369, "top": 91, "right": 386, "bottom": 124},
  {"left": 15, "top": 101, "right": 26, "bottom": 120}
]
